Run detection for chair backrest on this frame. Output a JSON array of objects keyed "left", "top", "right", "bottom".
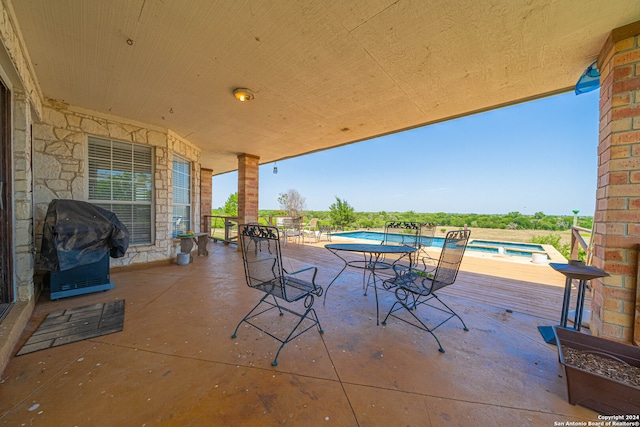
[
  {"left": 431, "top": 229, "right": 471, "bottom": 292},
  {"left": 283, "top": 217, "right": 300, "bottom": 227},
  {"left": 382, "top": 221, "right": 422, "bottom": 247},
  {"left": 419, "top": 222, "right": 437, "bottom": 248},
  {"left": 239, "top": 224, "right": 286, "bottom": 298},
  {"left": 283, "top": 217, "right": 302, "bottom": 234}
]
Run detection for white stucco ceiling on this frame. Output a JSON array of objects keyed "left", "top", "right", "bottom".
[{"left": 8, "top": 0, "right": 640, "bottom": 175}]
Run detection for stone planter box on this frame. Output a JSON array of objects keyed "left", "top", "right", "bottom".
[{"left": 554, "top": 327, "right": 640, "bottom": 415}]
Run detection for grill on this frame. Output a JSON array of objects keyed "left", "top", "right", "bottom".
[
  {"left": 40, "top": 199, "right": 129, "bottom": 300},
  {"left": 49, "top": 253, "right": 112, "bottom": 299}
]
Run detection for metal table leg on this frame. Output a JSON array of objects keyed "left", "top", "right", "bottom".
[
  {"left": 573, "top": 279, "right": 588, "bottom": 331},
  {"left": 559, "top": 277, "right": 572, "bottom": 328},
  {"left": 323, "top": 248, "right": 349, "bottom": 304},
  {"left": 539, "top": 263, "right": 608, "bottom": 344}
]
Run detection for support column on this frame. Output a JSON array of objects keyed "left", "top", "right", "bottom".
[
  {"left": 237, "top": 154, "right": 259, "bottom": 227},
  {"left": 200, "top": 167, "right": 212, "bottom": 232},
  {"left": 593, "top": 21, "right": 640, "bottom": 344}
]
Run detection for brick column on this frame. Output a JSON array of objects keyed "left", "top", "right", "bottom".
[
  {"left": 237, "top": 154, "right": 259, "bottom": 226},
  {"left": 593, "top": 21, "right": 640, "bottom": 344},
  {"left": 200, "top": 168, "right": 212, "bottom": 233}
]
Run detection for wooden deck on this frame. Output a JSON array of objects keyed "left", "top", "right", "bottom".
[
  {"left": 283, "top": 240, "right": 589, "bottom": 325},
  {"left": 441, "top": 255, "right": 582, "bottom": 322}
]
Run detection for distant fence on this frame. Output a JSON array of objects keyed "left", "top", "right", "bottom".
[{"left": 203, "top": 215, "right": 238, "bottom": 245}]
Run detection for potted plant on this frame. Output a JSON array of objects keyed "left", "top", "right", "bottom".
[{"left": 553, "top": 327, "right": 640, "bottom": 415}]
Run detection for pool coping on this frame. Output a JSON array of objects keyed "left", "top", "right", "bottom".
[{"left": 328, "top": 232, "right": 567, "bottom": 266}]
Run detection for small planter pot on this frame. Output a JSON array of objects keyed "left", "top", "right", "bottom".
[
  {"left": 553, "top": 326, "right": 640, "bottom": 415},
  {"left": 176, "top": 252, "right": 190, "bottom": 265}
]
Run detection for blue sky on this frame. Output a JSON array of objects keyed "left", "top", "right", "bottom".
[{"left": 212, "top": 90, "right": 600, "bottom": 216}]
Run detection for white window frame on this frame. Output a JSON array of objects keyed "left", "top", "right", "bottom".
[
  {"left": 87, "top": 136, "right": 155, "bottom": 245},
  {"left": 172, "top": 155, "right": 192, "bottom": 238}
]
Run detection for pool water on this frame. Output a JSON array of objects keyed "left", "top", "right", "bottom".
[
  {"left": 332, "top": 231, "right": 548, "bottom": 259},
  {"left": 467, "top": 239, "right": 544, "bottom": 252}
]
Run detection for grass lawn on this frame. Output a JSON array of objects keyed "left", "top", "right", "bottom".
[{"left": 435, "top": 227, "right": 585, "bottom": 246}]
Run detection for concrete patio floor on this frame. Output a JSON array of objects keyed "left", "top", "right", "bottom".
[{"left": 1, "top": 241, "right": 599, "bottom": 426}]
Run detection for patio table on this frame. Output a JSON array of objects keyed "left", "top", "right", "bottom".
[
  {"left": 537, "top": 262, "right": 608, "bottom": 344},
  {"left": 177, "top": 232, "right": 209, "bottom": 262},
  {"left": 324, "top": 243, "right": 417, "bottom": 324}
]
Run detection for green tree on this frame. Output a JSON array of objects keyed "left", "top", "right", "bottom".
[
  {"left": 329, "top": 196, "right": 356, "bottom": 230},
  {"left": 531, "top": 234, "right": 582, "bottom": 261},
  {"left": 222, "top": 192, "right": 238, "bottom": 216}
]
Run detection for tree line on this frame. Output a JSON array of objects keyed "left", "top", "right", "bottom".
[
  {"left": 212, "top": 191, "right": 593, "bottom": 232},
  {"left": 259, "top": 208, "right": 593, "bottom": 231}
]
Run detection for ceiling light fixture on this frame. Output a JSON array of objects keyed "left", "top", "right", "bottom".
[
  {"left": 273, "top": 162, "right": 278, "bottom": 174},
  {"left": 233, "top": 88, "right": 254, "bottom": 102}
]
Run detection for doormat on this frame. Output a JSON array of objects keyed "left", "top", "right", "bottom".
[{"left": 16, "top": 300, "right": 125, "bottom": 356}]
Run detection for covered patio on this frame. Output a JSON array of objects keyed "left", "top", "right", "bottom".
[
  {"left": 1, "top": 241, "right": 597, "bottom": 425},
  {"left": 0, "top": 1, "right": 639, "bottom": 424}
]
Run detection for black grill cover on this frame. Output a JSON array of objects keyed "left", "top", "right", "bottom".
[{"left": 40, "top": 199, "right": 130, "bottom": 272}]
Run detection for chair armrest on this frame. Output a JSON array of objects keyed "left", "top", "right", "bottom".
[
  {"left": 388, "top": 265, "right": 434, "bottom": 295},
  {"left": 392, "top": 263, "right": 414, "bottom": 276},
  {"left": 391, "top": 264, "right": 434, "bottom": 281},
  {"left": 419, "top": 252, "right": 437, "bottom": 271},
  {"left": 383, "top": 262, "right": 415, "bottom": 289},
  {"left": 282, "top": 267, "right": 322, "bottom": 296},
  {"left": 285, "top": 265, "right": 317, "bottom": 277},
  {"left": 283, "top": 266, "right": 321, "bottom": 293}
]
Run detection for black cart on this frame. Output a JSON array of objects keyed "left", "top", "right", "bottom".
[{"left": 40, "top": 199, "right": 129, "bottom": 299}]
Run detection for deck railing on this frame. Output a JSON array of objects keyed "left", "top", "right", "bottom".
[
  {"left": 570, "top": 226, "right": 592, "bottom": 264},
  {"left": 201, "top": 216, "right": 304, "bottom": 245},
  {"left": 203, "top": 215, "right": 238, "bottom": 245}
]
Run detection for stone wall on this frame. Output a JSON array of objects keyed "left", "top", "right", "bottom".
[
  {"left": 0, "top": 0, "right": 42, "bottom": 302},
  {"left": 12, "top": 91, "right": 34, "bottom": 301},
  {"left": 32, "top": 101, "right": 202, "bottom": 268},
  {"left": 0, "top": 3, "right": 41, "bottom": 377}
]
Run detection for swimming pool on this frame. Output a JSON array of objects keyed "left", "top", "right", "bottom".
[{"left": 332, "top": 231, "right": 548, "bottom": 258}]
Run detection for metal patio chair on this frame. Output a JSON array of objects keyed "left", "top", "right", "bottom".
[
  {"left": 232, "top": 224, "right": 324, "bottom": 366},
  {"left": 412, "top": 222, "right": 438, "bottom": 268},
  {"left": 390, "top": 222, "right": 438, "bottom": 271},
  {"left": 378, "top": 222, "right": 440, "bottom": 286},
  {"left": 419, "top": 222, "right": 437, "bottom": 248},
  {"left": 282, "top": 217, "right": 302, "bottom": 246},
  {"left": 318, "top": 225, "right": 332, "bottom": 241},
  {"left": 382, "top": 229, "right": 471, "bottom": 353},
  {"left": 374, "top": 221, "right": 423, "bottom": 269},
  {"left": 364, "top": 221, "right": 423, "bottom": 293},
  {"left": 302, "top": 218, "right": 320, "bottom": 243}
]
